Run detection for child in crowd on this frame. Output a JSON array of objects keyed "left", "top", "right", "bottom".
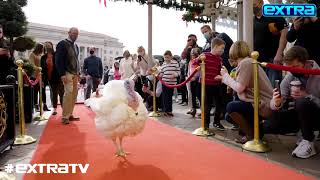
[
  {"left": 113, "top": 61, "right": 121, "bottom": 80},
  {"left": 194, "top": 38, "right": 225, "bottom": 131},
  {"left": 186, "top": 47, "right": 201, "bottom": 117},
  {"left": 159, "top": 50, "right": 180, "bottom": 116}
]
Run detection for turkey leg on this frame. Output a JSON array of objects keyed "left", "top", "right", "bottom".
[{"left": 118, "top": 136, "right": 130, "bottom": 157}]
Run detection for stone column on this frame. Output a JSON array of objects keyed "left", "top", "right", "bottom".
[
  {"left": 148, "top": 0, "right": 153, "bottom": 60},
  {"left": 243, "top": 0, "right": 253, "bottom": 50},
  {"left": 211, "top": 16, "right": 216, "bottom": 31},
  {"left": 237, "top": 0, "right": 243, "bottom": 41}
]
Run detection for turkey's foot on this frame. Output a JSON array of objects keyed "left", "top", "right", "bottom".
[{"left": 115, "top": 149, "right": 130, "bottom": 158}]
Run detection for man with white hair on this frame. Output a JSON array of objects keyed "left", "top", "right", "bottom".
[{"left": 55, "top": 27, "right": 80, "bottom": 124}]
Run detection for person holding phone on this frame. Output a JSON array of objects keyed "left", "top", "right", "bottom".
[
  {"left": 287, "top": 3, "right": 320, "bottom": 65},
  {"left": 265, "top": 46, "right": 320, "bottom": 159}
]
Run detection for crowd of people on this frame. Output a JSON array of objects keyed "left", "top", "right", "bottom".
[{"left": 0, "top": 0, "right": 319, "bottom": 160}]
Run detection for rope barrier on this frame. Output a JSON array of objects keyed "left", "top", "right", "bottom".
[
  {"left": 22, "top": 71, "right": 40, "bottom": 86},
  {"left": 262, "top": 63, "right": 320, "bottom": 75},
  {"left": 156, "top": 67, "right": 200, "bottom": 89}
]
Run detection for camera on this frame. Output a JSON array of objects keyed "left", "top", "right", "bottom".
[{"left": 138, "top": 55, "right": 142, "bottom": 61}]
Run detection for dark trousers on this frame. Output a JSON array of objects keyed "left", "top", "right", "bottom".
[
  {"left": 146, "top": 94, "right": 162, "bottom": 111},
  {"left": 204, "top": 85, "right": 223, "bottom": 129},
  {"left": 221, "top": 84, "right": 232, "bottom": 115},
  {"left": 162, "top": 85, "right": 174, "bottom": 113},
  {"left": 190, "top": 81, "right": 199, "bottom": 109},
  {"left": 50, "top": 81, "right": 64, "bottom": 108},
  {"left": 265, "top": 68, "right": 282, "bottom": 88},
  {"left": 140, "top": 75, "right": 149, "bottom": 101},
  {"left": 33, "top": 84, "right": 39, "bottom": 106},
  {"left": 85, "top": 77, "right": 100, "bottom": 100},
  {"left": 262, "top": 97, "right": 320, "bottom": 141},
  {"left": 135, "top": 76, "right": 144, "bottom": 98},
  {"left": 41, "top": 83, "right": 48, "bottom": 104}
]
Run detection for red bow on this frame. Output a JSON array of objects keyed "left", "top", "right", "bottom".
[{"left": 99, "top": 0, "right": 107, "bottom": 7}]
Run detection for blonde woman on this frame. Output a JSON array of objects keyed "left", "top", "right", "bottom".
[
  {"left": 216, "top": 41, "right": 273, "bottom": 143},
  {"left": 29, "top": 43, "right": 44, "bottom": 111},
  {"left": 120, "top": 50, "right": 134, "bottom": 80}
]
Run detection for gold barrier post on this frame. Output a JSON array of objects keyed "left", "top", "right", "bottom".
[
  {"left": 34, "top": 67, "right": 47, "bottom": 121},
  {"left": 242, "top": 51, "right": 271, "bottom": 152},
  {"left": 192, "top": 56, "right": 214, "bottom": 136},
  {"left": 149, "top": 66, "right": 160, "bottom": 118},
  {"left": 14, "top": 60, "right": 37, "bottom": 145}
]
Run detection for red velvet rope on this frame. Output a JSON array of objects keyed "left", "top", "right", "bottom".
[
  {"left": 156, "top": 67, "right": 200, "bottom": 88},
  {"left": 23, "top": 72, "right": 40, "bottom": 86},
  {"left": 265, "top": 63, "right": 320, "bottom": 75}
]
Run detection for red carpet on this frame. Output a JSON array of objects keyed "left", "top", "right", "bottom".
[{"left": 24, "top": 105, "right": 313, "bottom": 180}]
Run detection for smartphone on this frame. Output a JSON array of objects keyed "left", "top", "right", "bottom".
[{"left": 275, "top": 80, "right": 281, "bottom": 97}]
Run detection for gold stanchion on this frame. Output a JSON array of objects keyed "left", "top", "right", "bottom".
[
  {"left": 14, "top": 60, "right": 37, "bottom": 145},
  {"left": 242, "top": 51, "right": 271, "bottom": 152},
  {"left": 0, "top": 171, "right": 15, "bottom": 180},
  {"left": 149, "top": 66, "right": 161, "bottom": 118},
  {"left": 34, "top": 67, "right": 47, "bottom": 121},
  {"left": 192, "top": 56, "right": 214, "bottom": 136}
]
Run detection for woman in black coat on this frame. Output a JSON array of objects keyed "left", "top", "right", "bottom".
[{"left": 41, "top": 42, "right": 64, "bottom": 115}]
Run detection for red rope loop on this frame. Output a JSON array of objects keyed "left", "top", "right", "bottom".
[
  {"left": 22, "top": 71, "right": 40, "bottom": 86},
  {"left": 156, "top": 67, "right": 200, "bottom": 88},
  {"left": 265, "top": 63, "right": 320, "bottom": 75}
]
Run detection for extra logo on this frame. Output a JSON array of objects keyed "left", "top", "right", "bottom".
[{"left": 263, "top": 4, "right": 317, "bottom": 17}]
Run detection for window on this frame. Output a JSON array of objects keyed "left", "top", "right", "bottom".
[
  {"left": 104, "top": 50, "right": 107, "bottom": 54},
  {"left": 116, "top": 51, "right": 119, "bottom": 55},
  {"left": 110, "top": 50, "right": 113, "bottom": 55}
]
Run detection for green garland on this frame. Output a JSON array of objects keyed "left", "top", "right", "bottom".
[
  {"left": 112, "top": 0, "right": 209, "bottom": 23},
  {"left": 182, "top": 11, "right": 211, "bottom": 23}
]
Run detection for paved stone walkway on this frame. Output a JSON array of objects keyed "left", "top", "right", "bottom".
[{"left": 0, "top": 88, "right": 319, "bottom": 179}]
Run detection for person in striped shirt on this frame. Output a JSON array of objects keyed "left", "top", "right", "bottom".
[{"left": 159, "top": 50, "right": 180, "bottom": 116}]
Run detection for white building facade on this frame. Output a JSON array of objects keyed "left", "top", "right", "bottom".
[{"left": 17, "top": 22, "right": 124, "bottom": 69}]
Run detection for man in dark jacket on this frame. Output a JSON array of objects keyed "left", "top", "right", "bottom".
[
  {"left": 55, "top": 27, "right": 80, "bottom": 124},
  {"left": 200, "top": 25, "right": 233, "bottom": 72},
  {"left": 83, "top": 47, "right": 103, "bottom": 100}
]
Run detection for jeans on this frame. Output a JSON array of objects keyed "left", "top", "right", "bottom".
[
  {"left": 190, "top": 81, "right": 199, "bottom": 109},
  {"left": 49, "top": 81, "right": 64, "bottom": 108},
  {"left": 85, "top": 76, "right": 100, "bottom": 100}
]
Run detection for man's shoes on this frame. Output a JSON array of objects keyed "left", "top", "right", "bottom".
[
  {"left": 69, "top": 115, "right": 80, "bottom": 121},
  {"left": 62, "top": 118, "right": 70, "bottom": 125},
  {"left": 292, "top": 139, "right": 317, "bottom": 159},
  {"left": 235, "top": 136, "right": 249, "bottom": 144},
  {"left": 34, "top": 104, "right": 40, "bottom": 112},
  {"left": 213, "top": 122, "right": 225, "bottom": 131},
  {"left": 43, "top": 104, "right": 50, "bottom": 111}
]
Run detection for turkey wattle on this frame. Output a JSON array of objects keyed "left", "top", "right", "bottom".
[{"left": 86, "top": 79, "right": 148, "bottom": 157}]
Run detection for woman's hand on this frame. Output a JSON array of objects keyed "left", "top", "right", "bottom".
[
  {"left": 214, "top": 75, "right": 222, "bottom": 81},
  {"left": 272, "top": 88, "right": 282, "bottom": 107},
  {"left": 220, "top": 66, "right": 228, "bottom": 76}
]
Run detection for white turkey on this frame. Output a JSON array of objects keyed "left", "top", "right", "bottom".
[{"left": 85, "top": 79, "right": 148, "bottom": 157}]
